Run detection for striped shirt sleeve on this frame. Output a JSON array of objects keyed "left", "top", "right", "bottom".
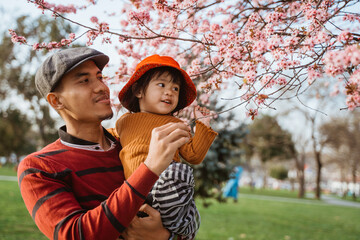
[{"left": 18, "top": 157, "right": 158, "bottom": 240}]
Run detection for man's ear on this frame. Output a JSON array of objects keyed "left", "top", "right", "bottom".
[
  {"left": 132, "top": 84, "right": 142, "bottom": 99},
  {"left": 46, "top": 92, "right": 64, "bottom": 110}
]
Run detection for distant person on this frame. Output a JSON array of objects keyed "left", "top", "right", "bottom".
[
  {"left": 223, "top": 166, "right": 243, "bottom": 202},
  {"left": 17, "top": 47, "right": 190, "bottom": 240},
  {"left": 115, "top": 54, "right": 218, "bottom": 239}
]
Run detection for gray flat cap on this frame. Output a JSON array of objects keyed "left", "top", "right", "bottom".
[{"left": 35, "top": 47, "right": 109, "bottom": 98}]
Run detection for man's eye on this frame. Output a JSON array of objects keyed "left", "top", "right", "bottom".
[
  {"left": 80, "top": 79, "right": 89, "bottom": 83},
  {"left": 173, "top": 87, "right": 179, "bottom": 91},
  {"left": 158, "top": 83, "right": 165, "bottom": 87}
]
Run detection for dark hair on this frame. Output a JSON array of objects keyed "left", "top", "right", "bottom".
[{"left": 123, "top": 66, "right": 186, "bottom": 113}]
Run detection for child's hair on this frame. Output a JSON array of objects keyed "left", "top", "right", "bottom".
[{"left": 124, "top": 66, "right": 186, "bottom": 113}]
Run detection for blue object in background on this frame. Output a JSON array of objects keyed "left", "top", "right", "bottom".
[{"left": 223, "top": 166, "right": 243, "bottom": 200}]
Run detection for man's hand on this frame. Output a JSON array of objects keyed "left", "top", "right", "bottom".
[
  {"left": 122, "top": 204, "right": 170, "bottom": 240},
  {"left": 144, "top": 122, "right": 190, "bottom": 176}
]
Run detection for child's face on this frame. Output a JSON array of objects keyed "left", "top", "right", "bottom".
[{"left": 136, "top": 72, "right": 180, "bottom": 115}]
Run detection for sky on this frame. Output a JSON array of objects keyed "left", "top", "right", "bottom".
[
  {"left": 1, "top": 0, "right": 131, "bottom": 127},
  {"left": 0, "top": 0, "right": 352, "bottom": 143},
  {"left": 2, "top": 0, "right": 124, "bottom": 62}
]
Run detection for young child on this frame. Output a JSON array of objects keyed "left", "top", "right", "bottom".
[{"left": 116, "top": 54, "right": 218, "bottom": 239}]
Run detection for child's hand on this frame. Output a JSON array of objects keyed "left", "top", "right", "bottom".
[{"left": 193, "top": 106, "right": 211, "bottom": 127}]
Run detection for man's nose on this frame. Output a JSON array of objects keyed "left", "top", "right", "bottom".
[{"left": 94, "top": 78, "right": 109, "bottom": 92}]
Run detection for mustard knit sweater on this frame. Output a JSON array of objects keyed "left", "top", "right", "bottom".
[{"left": 115, "top": 112, "right": 218, "bottom": 179}]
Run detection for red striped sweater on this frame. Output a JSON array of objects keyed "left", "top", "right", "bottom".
[{"left": 17, "top": 127, "right": 158, "bottom": 240}]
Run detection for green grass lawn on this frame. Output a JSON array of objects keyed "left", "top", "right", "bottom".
[
  {"left": 0, "top": 181, "right": 47, "bottom": 240},
  {"left": 238, "top": 186, "right": 301, "bottom": 199},
  {"left": 0, "top": 164, "right": 17, "bottom": 176},
  {"left": 196, "top": 197, "right": 360, "bottom": 240},
  {"left": 1, "top": 178, "right": 359, "bottom": 240}
]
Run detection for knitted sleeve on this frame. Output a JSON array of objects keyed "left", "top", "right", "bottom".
[
  {"left": 107, "top": 127, "right": 120, "bottom": 141},
  {"left": 18, "top": 154, "right": 158, "bottom": 240},
  {"left": 114, "top": 113, "right": 130, "bottom": 145},
  {"left": 179, "top": 120, "right": 218, "bottom": 165}
]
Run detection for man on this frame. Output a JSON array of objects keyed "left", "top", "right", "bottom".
[{"left": 17, "top": 47, "right": 190, "bottom": 240}]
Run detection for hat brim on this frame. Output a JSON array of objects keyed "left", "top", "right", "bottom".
[
  {"left": 66, "top": 54, "right": 109, "bottom": 75},
  {"left": 50, "top": 53, "right": 109, "bottom": 92}
]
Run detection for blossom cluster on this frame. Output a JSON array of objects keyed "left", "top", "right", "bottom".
[
  {"left": 86, "top": 16, "right": 110, "bottom": 46},
  {"left": 10, "top": 27, "right": 76, "bottom": 51},
  {"left": 11, "top": 0, "right": 360, "bottom": 117},
  {"left": 28, "top": 0, "right": 98, "bottom": 14},
  {"left": 36, "top": 33, "right": 76, "bottom": 50},
  {"left": 323, "top": 44, "right": 360, "bottom": 77},
  {"left": 9, "top": 29, "right": 27, "bottom": 44},
  {"left": 29, "top": 0, "right": 77, "bottom": 14}
]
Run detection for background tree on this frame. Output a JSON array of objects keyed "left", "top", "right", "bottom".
[
  {"left": 0, "top": 14, "right": 77, "bottom": 149},
  {"left": 0, "top": 107, "right": 36, "bottom": 164},
  {"left": 269, "top": 166, "right": 288, "bottom": 181},
  {"left": 320, "top": 112, "right": 360, "bottom": 201},
  {"left": 245, "top": 114, "right": 295, "bottom": 188},
  {"left": 280, "top": 76, "right": 342, "bottom": 199},
  {"left": 298, "top": 108, "right": 326, "bottom": 200},
  {"left": 191, "top": 99, "right": 248, "bottom": 206}
]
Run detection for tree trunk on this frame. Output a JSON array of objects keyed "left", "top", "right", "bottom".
[
  {"left": 246, "top": 161, "right": 255, "bottom": 191},
  {"left": 5, "top": 156, "right": 11, "bottom": 165},
  {"left": 352, "top": 164, "right": 357, "bottom": 201},
  {"left": 290, "top": 178, "right": 295, "bottom": 191},
  {"left": 315, "top": 151, "right": 322, "bottom": 199},
  {"left": 262, "top": 168, "right": 267, "bottom": 189},
  {"left": 36, "top": 116, "right": 47, "bottom": 147},
  {"left": 294, "top": 155, "right": 305, "bottom": 198},
  {"left": 297, "top": 170, "right": 305, "bottom": 198},
  {"left": 15, "top": 154, "right": 20, "bottom": 165},
  {"left": 249, "top": 172, "right": 255, "bottom": 191}
]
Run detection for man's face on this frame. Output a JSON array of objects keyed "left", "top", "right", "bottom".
[{"left": 55, "top": 60, "right": 113, "bottom": 122}]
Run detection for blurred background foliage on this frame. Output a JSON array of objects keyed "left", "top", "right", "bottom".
[{"left": 0, "top": 14, "right": 359, "bottom": 204}]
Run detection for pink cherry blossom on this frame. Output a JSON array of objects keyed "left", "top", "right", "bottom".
[
  {"left": 90, "top": 16, "right": 98, "bottom": 24},
  {"left": 277, "top": 77, "right": 287, "bottom": 86},
  {"left": 10, "top": 0, "right": 360, "bottom": 116},
  {"left": 9, "top": 29, "right": 27, "bottom": 44},
  {"left": 246, "top": 108, "right": 258, "bottom": 120},
  {"left": 128, "top": 10, "right": 151, "bottom": 25},
  {"left": 337, "top": 31, "right": 353, "bottom": 42}
]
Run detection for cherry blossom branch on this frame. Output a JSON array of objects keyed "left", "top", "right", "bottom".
[{"left": 9, "top": 0, "right": 360, "bottom": 118}]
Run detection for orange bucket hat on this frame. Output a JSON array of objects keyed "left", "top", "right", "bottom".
[{"left": 118, "top": 54, "right": 197, "bottom": 111}]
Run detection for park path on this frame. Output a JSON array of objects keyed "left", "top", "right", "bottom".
[
  {"left": 1, "top": 175, "right": 359, "bottom": 208},
  {"left": 320, "top": 194, "right": 360, "bottom": 208},
  {"left": 239, "top": 193, "right": 360, "bottom": 208},
  {"left": 0, "top": 175, "right": 17, "bottom": 181}
]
